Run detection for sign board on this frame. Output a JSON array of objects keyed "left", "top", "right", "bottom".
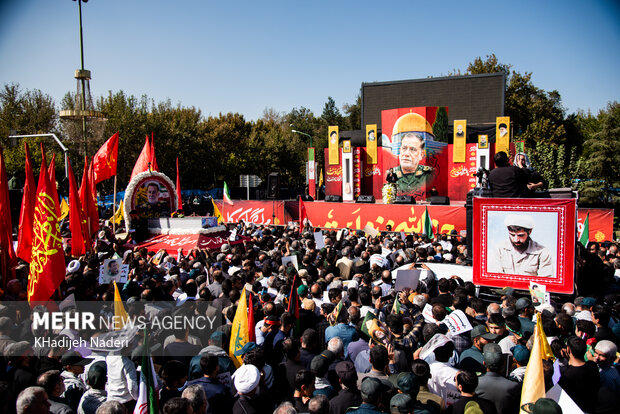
[
  {"left": 444, "top": 310, "right": 473, "bottom": 337},
  {"left": 99, "top": 259, "right": 129, "bottom": 284},
  {"left": 239, "top": 175, "right": 263, "bottom": 187},
  {"left": 394, "top": 268, "right": 421, "bottom": 291}
]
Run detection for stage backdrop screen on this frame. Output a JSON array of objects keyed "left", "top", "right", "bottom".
[{"left": 362, "top": 73, "right": 505, "bottom": 130}]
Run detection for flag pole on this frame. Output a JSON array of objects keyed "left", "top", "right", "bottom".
[{"left": 112, "top": 175, "right": 117, "bottom": 234}]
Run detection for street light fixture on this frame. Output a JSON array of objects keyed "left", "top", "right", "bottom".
[
  {"left": 291, "top": 129, "right": 313, "bottom": 148},
  {"left": 8, "top": 133, "right": 69, "bottom": 178}
]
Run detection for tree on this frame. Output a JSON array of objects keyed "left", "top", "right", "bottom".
[
  {"left": 0, "top": 84, "right": 60, "bottom": 175},
  {"left": 343, "top": 94, "right": 361, "bottom": 130},
  {"left": 321, "top": 97, "right": 344, "bottom": 127},
  {"left": 575, "top": 102, "right": 620, "bottom": 205},
  {"left": 432, "top": 107, "right": 449, "bottom": 143}
]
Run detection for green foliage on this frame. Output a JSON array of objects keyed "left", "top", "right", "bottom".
[
  {"left": 343, "top": 94, "right": 361, "bottom": 130},
  {"left": 575, "top": 102, "right": 620, "bottom": 205},
  {"left": 0, "top": 84, "right": 60, "bottom": 175},
  {"left": 433, "top": 107, "right": 449, "bottom": 143}
]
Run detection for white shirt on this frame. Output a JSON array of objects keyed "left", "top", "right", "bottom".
[
  {"left": 428, "top": 361, "right": 460, "bottom": 406},
  {"left": 105, "top": 355, "right": 139, "bottom": 403}
]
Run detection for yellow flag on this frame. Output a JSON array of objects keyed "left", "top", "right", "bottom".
[
  {"left": 318, "top": 169, "right": 324, "bottom": 187},
  {"left": 520, "top": 314, "right": 554, "bottom": 412},
  {"left": 59, "top": 198, "right": 70, "bottom": 220},
  {"left": 113, "top": 280, "right": 129, "bottom": 330},
  {"left": 496, "top": 116, "right": 510, "bottom": 155},
  {"left": 229, "top": 288, "right": 249, "bottom": 368},
  {"left": 110, "top": 200, "right": 124, "bottom": 225},
  {"left": 211, "top": 198, "right": 223, "bottom": 224}
]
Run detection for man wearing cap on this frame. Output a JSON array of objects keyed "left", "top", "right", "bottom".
[
  {"left": 459, "top": 325, "right": 499, "bottom": 374},
  {"left": 60, "top": 351, "right": 93, "bottom": 412},
  {"left": 329, "top": 361, "right": 362, "bottom": 414},
  {"left": 487, "top": 214, "right": 553, "bottom": 277},
  {"left": 515, "top": 298, "right": 536, "bottom": 336},
  {"left": 346, "top": 377, "right": 387, "bottom": 414},
  {"left": 520, "top": 398, "right": 562, "bottom": 414},
  {"left": 476, "top": 343, "right": 520, "bottom": 414}
]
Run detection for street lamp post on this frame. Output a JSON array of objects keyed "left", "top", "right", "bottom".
[{"left": 292, "top": 129, "right": 316, "bottom": 200}]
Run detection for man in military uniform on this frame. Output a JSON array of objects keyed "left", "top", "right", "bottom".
[
  {"left": 394, "top": 133, "right": 434, "bottom": 194},
  {"left": 487, "top": 214, "right": 554, "bottom": 277},
  {"left": 138, "top": 182, "right": 170, "bottom": 218}
]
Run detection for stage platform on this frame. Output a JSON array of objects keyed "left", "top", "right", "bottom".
[{"left": 215, "top": 199, "right": 614, "bottom": 241}]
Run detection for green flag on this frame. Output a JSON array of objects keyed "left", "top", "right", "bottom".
[
  {"left": 392, "top": 297, "right": 402, "bottom": 314},
  {"left": 223, "top": 181, "right": 234, "bottom": 206},
  {"left": 423, "top": 206, "right": 434, "bottom": 238},
  {"left": 360, "top": 310, "right": 377, "bottom": 337},
  {"left": 579, "top": 213, "right": 589, "bottom": 248},
  {"left": 135, "top": 330, "right": 159, "bottom": 414}
]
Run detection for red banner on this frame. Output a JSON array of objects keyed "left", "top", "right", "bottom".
[
  {"left": 222, "top": 200, "right": 291, "bottom": 225},
  {"left": 210, "top": 200, "right": 614, "bottom": 242},
  {"left": 577, "top": 208, "right": 614, "bottom": 243},
  {"left": 305, "top": 202, "right": 465, "bottom": 234},
  {"left": 136, "top": 232, "right": 246, "bottom": 255}
]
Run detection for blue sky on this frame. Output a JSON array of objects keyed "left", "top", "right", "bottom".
[{"left": 0, "top": 0, "right": 618, "bottom": 122}]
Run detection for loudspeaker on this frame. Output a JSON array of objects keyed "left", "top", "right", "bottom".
[
  {"left": 429, "top": 196, "right": 450, "bottom": 205},
  {"left": 394, "top": 195, "right": 415, "bottom": 204},
  {"left": 356, "top": 195, "right": 375, "bottom": 203},
  {"left": 325, "top": 195, "right": 342, "bottom": 202},
  {"left": 267, "top": 173, "right": 280, "bottom": 199}
]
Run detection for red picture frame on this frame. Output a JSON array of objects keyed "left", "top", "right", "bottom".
[{"left": 473, "top": 197, "right": 576, "bottom": 294}]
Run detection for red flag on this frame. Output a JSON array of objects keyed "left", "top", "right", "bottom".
[
  {"left": 16, "top": 143, "right": 36, "bottom": 262},
  {"left": 79, "top": 157, "right": 98, "bottom": 239},
  {"left": 299, "top": 197, "right": 311, "bottom": 227},
  {"left": 0, "top": 147, "right": 17, "bottom": 284},
  {"left": 248, "top": 292, "right": 256, "bottom": 343},
  {"left": 92, "top": 132, "right": 119, "bottom": 183},
  {"left": 47, "top": 153, "right": 61, "bottom": 217},
  {"left": 150, "top": 132, "right": 159, "bottom": 172},
  {"left": 67, "top": 159, "right": 88, "bottom": 257},
  {"left": 176, "top": 158, "right": 182, "bottom": 212},
  {"left": 88, "top": 159, "right": 98, "bottom": 236},
  {"left": 27, "top": 146, "right": 65, "bottom": 304},
  {"left": 130, "top": 136, "right": 152, "bottom": 180}
]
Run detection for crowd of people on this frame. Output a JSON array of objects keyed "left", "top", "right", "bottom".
[{"left": 1, "top": 220, "right": 619, "bottom": 414}]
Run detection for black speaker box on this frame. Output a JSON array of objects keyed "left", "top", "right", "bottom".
[
  {"left": 394, "top": 195, "right": 415, "bottom": 204},
  {"left": 267, "top": 172, "right": 280, "bottom": 199},
  {"left": 429, "top": 196, "right": 450, "bottom": 205},
  {"left": 356, "top": 195, "right": 375, "bottom": 203},
  {"left": 325, "top": 195, "right": 342, "bottom": 202}
]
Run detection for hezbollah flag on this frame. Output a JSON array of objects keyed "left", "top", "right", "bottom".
[
  {"left": 110, "top": 200, "right": 125, "bottom": 225},
  {"left": 211, "top": 198, "right": 224, "bottom": 224},
  {"left": 422, "top": 206, "right": 434, "bottom": 238},
  {"left": 520, "top": 313, "right": 554, "bottom": 412},
  {"left": 113, "top": 281, "right": 129, "bottom": 330},
  {"left": 229, "top": 288, "right": 250, "bottom": 368},
  {"left": 223, "top": 182, "right": 234, "bottom": 206},
  {"left": 59, "top": 198, "right": 70, "bottom": 221},
  {"left": 92, "top": 132, "right": 119, "bottom": 183},
  {"left": 27, "top": 147, "right": 66, "bottom": 304},
  {"left": 579, "top": 213, "right": 589, "bottom": 248}
]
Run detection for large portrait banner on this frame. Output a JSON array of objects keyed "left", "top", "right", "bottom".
[
  {"left": 473, "top": 197, "right": 576, "bottom": 294},
  {"left": 123, "top": 171, "right": 177, "bottom": 231}
]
